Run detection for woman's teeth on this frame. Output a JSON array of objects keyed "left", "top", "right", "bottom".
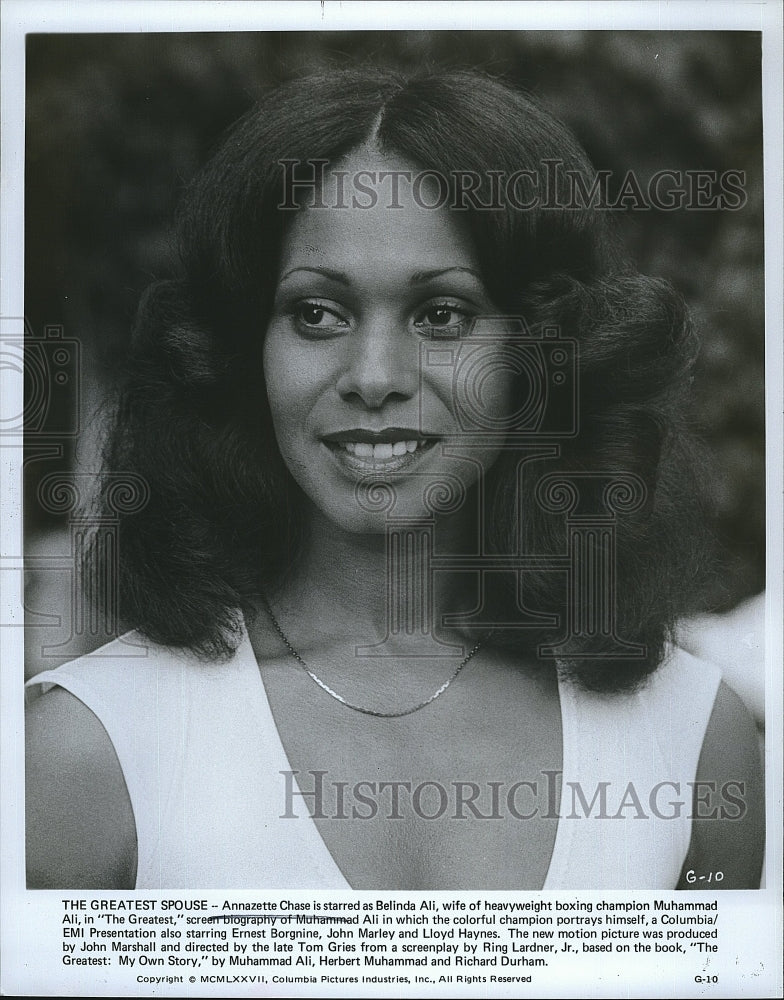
[{"left": 340, "top": 440, "right": 421, "bottom": 458}]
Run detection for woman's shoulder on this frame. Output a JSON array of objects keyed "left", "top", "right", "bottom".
[
  {"left": 567, "top": 645, "right": 764, "bottom": 888},
  {"left": 25, "top": 627, "right": 257, "bottom": 890},
  {"left": 26, "top": 631, "right": 200, "bottom": 694},
  {"left": 643, "top": 643, "right": 764, "bottom": 888},
  {"left": 25, "top": 630, "right": 229, "bottom": 730},
  {"left": 562, "top": 643, "right": 724, "bottom": 755},
  {"left": 26, "top": 684, "right": 137, "bottom": 889},
  {"left": 24, "top": 631, "right": 215, "bottom": 890},
  {"left": 644, "top": 642, "right": 724, "bottom": 701},
  {"left": 680, "top": 678, "right": 765, "bottom": 888}
]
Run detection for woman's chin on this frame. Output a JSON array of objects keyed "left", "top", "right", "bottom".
[{"left": 309, "top": 502, "right": 424, "bottom": 536}]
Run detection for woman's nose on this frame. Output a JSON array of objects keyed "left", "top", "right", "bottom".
[{"left": 336, "top": 321, "right": 418, "bottom": 409}]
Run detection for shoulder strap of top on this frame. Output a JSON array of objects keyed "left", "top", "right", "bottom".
[
  {"left": 26, "top": 631, "right": 350, "bottom": 890},
  {"left": 545, "top": 646, "right": 722, "bottom": 889}
]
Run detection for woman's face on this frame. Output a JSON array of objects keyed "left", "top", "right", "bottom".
[{"left": 263, "top": 147, "right": 517, "bottom": 534}]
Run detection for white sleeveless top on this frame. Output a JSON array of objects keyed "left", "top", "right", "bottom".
[{"left": 26, "top": 632, "right": 721, "bottom": 890}]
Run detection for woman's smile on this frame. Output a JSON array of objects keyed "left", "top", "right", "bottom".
[
  {"left": 263, "top": 145, "right": 516, "bottom": 532},
  {"left": 321, "top": 430, "right": 439, "bottom": 476}
]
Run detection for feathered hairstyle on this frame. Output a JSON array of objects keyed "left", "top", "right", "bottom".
[{"left": 93, "top": 67, "right": 712, "bottom": 691}]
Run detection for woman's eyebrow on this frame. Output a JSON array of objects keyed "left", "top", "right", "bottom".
[
  {"left": 277, "top": 265, "right": 484, "bottom": 286},
  {"left": 278, "top": 266, "right": 350, "bottom": 285},
  {"left": 409, "top": 267, "right": 484, "bottom": 284}
]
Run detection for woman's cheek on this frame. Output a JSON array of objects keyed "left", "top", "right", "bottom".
[
  {"left": 264, "top": 330, "right": 307, "bottom": 419},
  {"left": 448, "top": 346, "right": 518, "bottom": 436}
]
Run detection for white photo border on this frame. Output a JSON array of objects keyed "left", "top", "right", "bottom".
[{"left": 2, "top": 3, "right": 782, "bottom": 998}]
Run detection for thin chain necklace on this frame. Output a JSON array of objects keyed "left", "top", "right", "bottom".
[{"left": 260, "top": 596, "right": 483, "bottom": 719}]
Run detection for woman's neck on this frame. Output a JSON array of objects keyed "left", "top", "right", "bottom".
[{"left": 266, "top": 503, "right": 474, "bottom": 651}]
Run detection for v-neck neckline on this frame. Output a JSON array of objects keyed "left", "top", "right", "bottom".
[{"left": 237, "top": 628, "right": 573, "bottom": 891}]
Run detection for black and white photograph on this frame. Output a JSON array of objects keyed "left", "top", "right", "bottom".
[{"left": 2, "top": 2, "right": 782, "bottom": 998}]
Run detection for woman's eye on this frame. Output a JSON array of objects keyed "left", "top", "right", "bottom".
[
  {"left": 293, "top": 301, "right": 347, "bottom": 334},
  {"left": 415, "top": 303, "right": 473, "bottom": 336}
]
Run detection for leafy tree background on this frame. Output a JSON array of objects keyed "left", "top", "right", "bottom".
[{"left": 24, "top": 31, "right": 765, "bottom": 669}]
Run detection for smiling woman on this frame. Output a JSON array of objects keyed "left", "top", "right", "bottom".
[
  {"left": 25, "top": 67, "right": 763, "bottom": 891},
  {"left": 265, "top": 145, "right": 514, "bottom": 534}
]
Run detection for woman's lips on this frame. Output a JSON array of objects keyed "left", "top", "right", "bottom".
[
  {"left": 341, "top": 438, "right": 420, "bottom": 458},
  {"left": 322, "top": 435, "right": 438, "bottom": 474}
]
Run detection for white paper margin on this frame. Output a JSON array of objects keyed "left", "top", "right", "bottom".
[{"left": 1, "top": 2, "right": 782, "bottom": 998}]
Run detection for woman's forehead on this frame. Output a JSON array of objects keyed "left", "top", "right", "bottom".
[
  {"left": 278, "top": 147, "right": 481, "bottom": 281},
  {"left": 278, "top": 205, "right": 480, "bottom": 286}
]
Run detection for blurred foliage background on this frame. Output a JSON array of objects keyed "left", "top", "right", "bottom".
[{"left": 24, "top": 30, "right": 765, "bottom": 670}]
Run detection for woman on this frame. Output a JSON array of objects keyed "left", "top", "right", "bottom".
[{"left": 26, "top": 68, "right": 763, "bottom": 890}]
